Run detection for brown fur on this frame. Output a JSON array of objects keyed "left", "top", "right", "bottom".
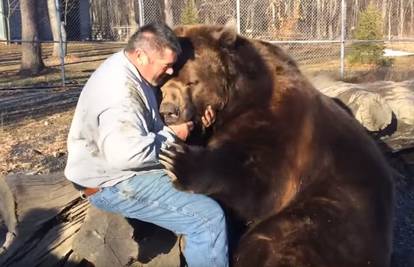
[{"left": 160, "top": 25, "right": 394, "bottom": 267}]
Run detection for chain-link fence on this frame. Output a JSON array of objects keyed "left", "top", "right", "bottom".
[{"left": 1, "top": 0, "right": 414, "bottom": 91}]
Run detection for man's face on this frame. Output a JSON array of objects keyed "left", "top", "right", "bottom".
[{"left": 140, "top": 47, "right": 177, "bottom": 86}]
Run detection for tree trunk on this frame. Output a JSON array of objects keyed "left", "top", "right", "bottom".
[
  {"left": 400, "top": 0, "right": 405, "bottom": 38},
  {"left": 316, "top": 0, "right": 321, "bottom": 38},
  {"left": 353, "top": 0, "right": 359, "bottom": 31},
  {"left": 47, "top": 0, "right": 66, "bottom": 58},
  {"left": 19, "top": 0, "right": 45, "bottom": 75},
  {"left": 389, "top": 1, "right": 392, "bottom": 39},
  {"left": 164, "top": 0, "right": 174, "bottom": 27},
  {"left": 128, "top": 0, "right": 138, "bottom": 35},
  {"left": 381, "top": 0, "right": 388, "bottom": 31},
  {"left": 410, "top": 0, "right": 414, "bottom": 35}
]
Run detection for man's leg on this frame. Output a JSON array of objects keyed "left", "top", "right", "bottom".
[{"left": 89, "top": 170, "right": 228, "bottom": 267}]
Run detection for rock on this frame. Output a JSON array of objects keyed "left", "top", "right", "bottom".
[{"left": 313, "top": 77, "right": 414, "bottom": 151}]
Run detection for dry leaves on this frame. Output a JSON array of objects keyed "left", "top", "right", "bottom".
[{"left": 0, "top": 109, "right": 74, "bottom": 175}]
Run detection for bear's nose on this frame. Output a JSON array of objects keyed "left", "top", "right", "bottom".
[{"left": 160, "top": 102, "right": 179, "bottom": 125}]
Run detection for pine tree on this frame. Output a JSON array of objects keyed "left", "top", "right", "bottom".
[
  {"left": 348, "top": 3, "right": 391, "bottom": 66},
  {"left": 180, "top": 0, "right": 199, "bottom": 25}
]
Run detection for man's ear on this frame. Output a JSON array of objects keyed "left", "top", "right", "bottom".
[
  {"left": 136, "top": 49, "right": 149, "bottom": 65},
  {"left": 141, "top": 55, "right": 149, "bottom": 65}
]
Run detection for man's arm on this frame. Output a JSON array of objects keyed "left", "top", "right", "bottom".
[
  {"left": 96, "top": 104, "right": 195, "bottom": 171},
  {"left": 97, "top": 105, "right": 173, "bottom": 170}
]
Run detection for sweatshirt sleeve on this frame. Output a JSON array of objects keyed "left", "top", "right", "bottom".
[{"left": 96, "top": 105, "right": 176, "bottom": 171}]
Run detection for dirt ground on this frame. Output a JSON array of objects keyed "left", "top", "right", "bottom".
[
  {"left": 1, "top": 41, "right": 414, "bottom": 176},
  {"left": 0, "top": 42, "right": 124, "bottom": 88},
  {"left": 0, "top": 107, "right": 74, "bottom": 176},
  {"left": 0, "top": 42, "right": 125, "bottom": 176}
]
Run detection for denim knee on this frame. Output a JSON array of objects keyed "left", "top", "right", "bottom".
[{"left": 194, "top": 200, "right": 227, "bottom": 239}]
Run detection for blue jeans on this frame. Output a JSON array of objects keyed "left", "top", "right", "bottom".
[{"left": 89, "top": 170, "right": 228, "bottom": 267}]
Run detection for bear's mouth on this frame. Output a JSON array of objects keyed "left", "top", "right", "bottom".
[
  {"left": 159, "top": 102, "right": 180, "bottom": 125},
  {"left": 163, "top": 113, "right": 179, "bottom": 125}
]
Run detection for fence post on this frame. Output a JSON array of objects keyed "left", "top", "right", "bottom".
[
  {"left": 54, "top": 0, "right": 66, "bottom": 88},
  {"left": 340, "top": 0, "right": 346, "bottom": 80},
  {"left": 236, "top": 0, "right": 240, "bottom": 34}
]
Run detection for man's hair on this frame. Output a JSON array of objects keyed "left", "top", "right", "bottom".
[{"left": 125, "top": 22, "right": 182, "bottom": 55}]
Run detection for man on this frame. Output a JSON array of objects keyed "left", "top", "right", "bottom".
[{"left": 65, "top": 23, "right": 228, "bottom": 267}]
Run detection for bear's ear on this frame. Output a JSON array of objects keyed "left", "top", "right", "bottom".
[
  {"left": 213, "top": 25, "right": 238, "bottom": 49},
  {"left": 174, "top": 25, "right": 187, "bottom": 37}
]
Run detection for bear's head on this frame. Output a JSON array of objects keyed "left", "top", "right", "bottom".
[{"left": 160, "top": 25, "right": 292, "bottom": 129}]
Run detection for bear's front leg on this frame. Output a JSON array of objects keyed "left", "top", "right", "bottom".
[
  {"left": 160, "top": 141, "right": 247, "bottom": 196},
  {"left": 159, "top": 142, "right": 211, "bottom": 193}
]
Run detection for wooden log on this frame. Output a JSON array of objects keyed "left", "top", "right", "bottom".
[
  {"left": 0, "top": 175, "right": 17, "bottom": 253},
  {"left": 69, "top": 205, "right": 180, "bottom": 267},
  {"left": 0, "top": 173, "right": 86, "bottom": 266},
  {"left": 0, "top": 173, "right": 181, "bottom": 267}
]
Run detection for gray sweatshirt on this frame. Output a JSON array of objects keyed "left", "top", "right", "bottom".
[{"left": 64, "top": 51, "right": 175, "bottom": 188}]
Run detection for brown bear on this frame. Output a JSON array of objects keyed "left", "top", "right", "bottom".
[{"left": 159, "top": 25, "right": 394, "bottom": 267}]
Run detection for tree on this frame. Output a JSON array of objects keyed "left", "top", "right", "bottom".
[
  {"left": 180, "top": 0, "right": 199, "bottom": 25},
  {"left": 348, "top": 3, "right": 391, "bottom": 66},
  {"left": 164, "top": 0, "right": 174, "bottom": 27},
  {"left": 19, "top": 0, "right": 45, "bottom": 75},
  {"left": 47, "top": 0, "right": 66, "bottom": 58},
  {"left": 128, "top": 0, "right": 138, "bottom": 34}
]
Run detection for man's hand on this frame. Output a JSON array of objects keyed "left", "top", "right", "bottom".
[
  {"left": 169, "top": 121, "right": 194, "bottom": 141},
  {"left": 201, "top": 105, "right": 216, "bottom": 128}
]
